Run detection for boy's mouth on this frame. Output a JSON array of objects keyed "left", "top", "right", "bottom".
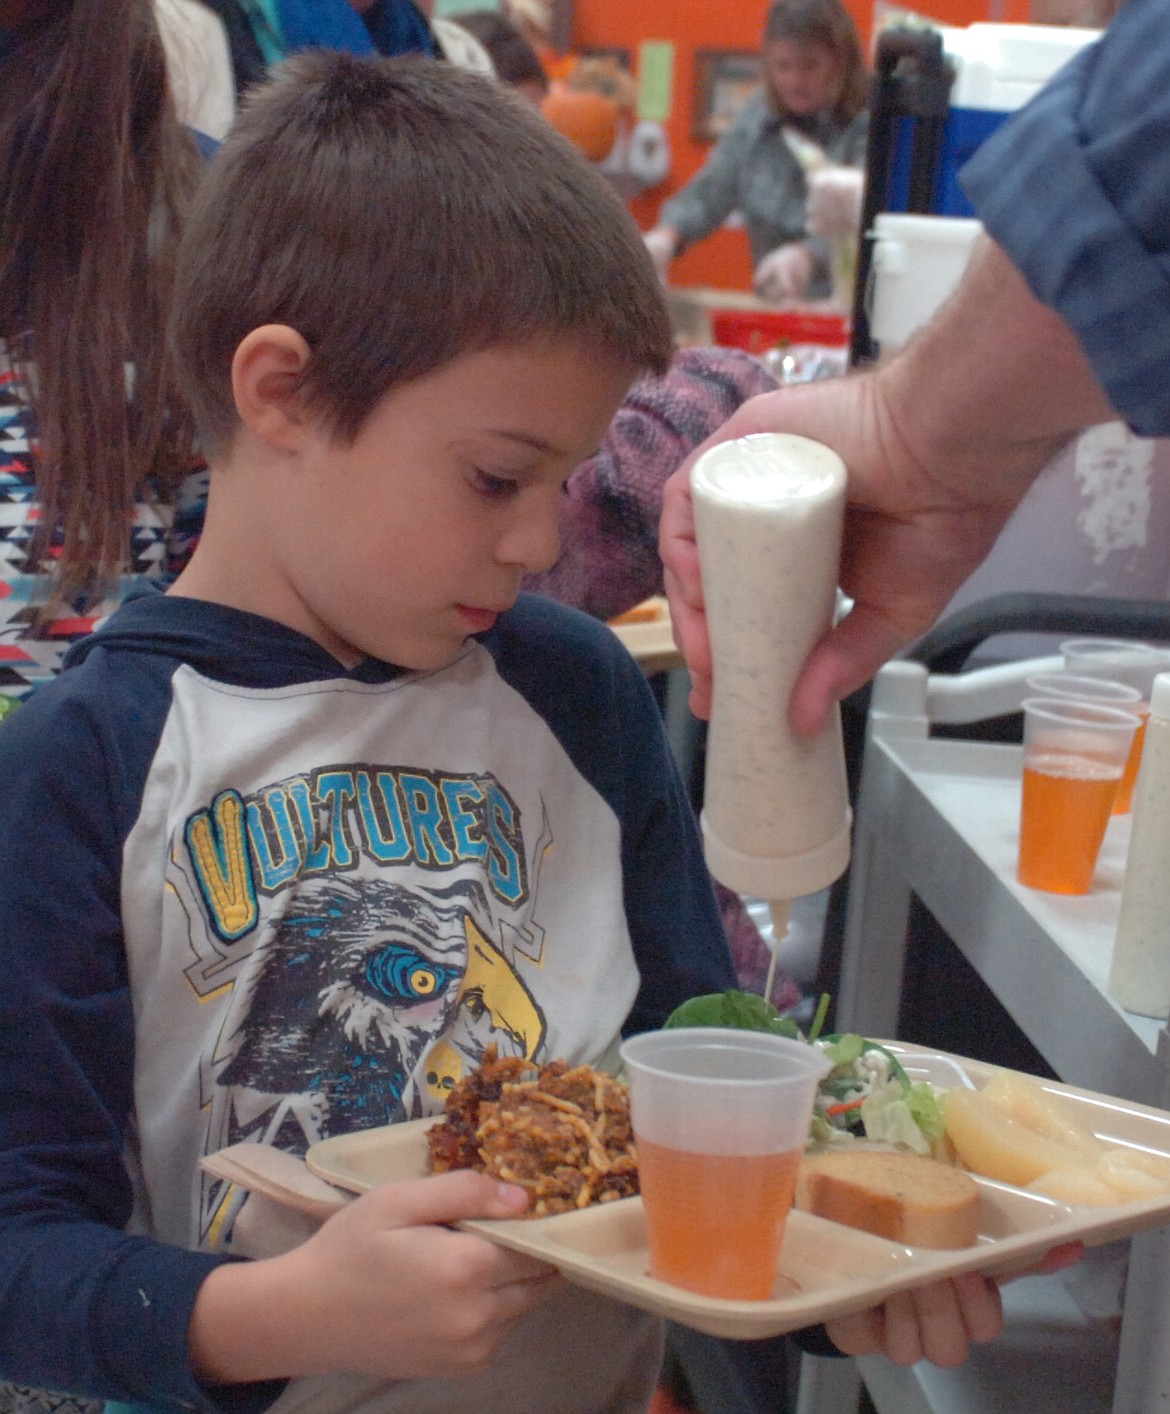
[{"left": 457, "top": 605, "right": 503, "bottom": 633}]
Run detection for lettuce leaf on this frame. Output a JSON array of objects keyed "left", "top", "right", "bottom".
[
  {"left": 663, "top": 989, "right": 802, "bottom": 1037},
  {"left": 905, "top": 1080, "right": 946, "bottom": 1140},
  {"left": 859, "top": 1083, "right": 932, "bottom": 1156}
]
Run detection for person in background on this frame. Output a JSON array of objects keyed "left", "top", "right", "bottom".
[
  {"left": 0, "top": 0, "right": 204, "bottom": 715},
  {"left": 154, "top": 0, "right": 236, "bottom": 140},
  {"left": 197, "top": 0, "right": 269, "bottom": 93},
  {"left": 658, "top": 0, "right": 1166, "bottom": 741},
  {"left": 642, "top": 0, "right": 868, "bottom": 302},
  {"left": 450, "top": 7, "right": 548, "bottom": 105},
  {"left": 0, "top": 4, "right": 202, "bottom": 1407}
]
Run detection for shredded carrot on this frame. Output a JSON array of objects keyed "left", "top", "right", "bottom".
[{"left": 825, "top": 1097, "right": 866, "bottom": 1117}]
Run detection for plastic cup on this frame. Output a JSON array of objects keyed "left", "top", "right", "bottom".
[
  {"left": 1024, "top": 672, "right": 1142, "bottom": 709},
  {"left": 1060, "top": 639, "right": 1170, "bottom": 813},
  {"left": 1018, "top": 698, "right": 1140, "bottom": 895},
  {"left": 619, "top": 1027, "right": 830, "bottom": 1300}
]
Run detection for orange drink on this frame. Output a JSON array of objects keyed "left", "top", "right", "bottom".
[
  {"left": 1025, "top": 672, "right": 1142, "bottom": 820},
  {"left": 1018, "top": 753, "right": 1121, "bottom": 894},
  {"left": 620, "top": 1028, "right": 830, "bottom": 1303},
  {"left": 1018, "top": 698, "right": 1138, "bottom": 896},
  {"left": 1113, "top": 708, "right": 1148, "bottom": 815},
  {"left": 1059, "top": 639, "right": 1170, "bottom": 812},
  {"left": 636, "top": 1137, "right": 801, "bottom": 1299}
]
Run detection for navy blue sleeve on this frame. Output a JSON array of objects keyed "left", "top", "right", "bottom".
[
  {"left": 492, "top": 597, "right": 737, "bottom": 1032},
  {"left": 0, "top": 673, "right": 261, "bottom": 1412},
  {"left": 960, "top": 0, "right": 1170, "bottom": 437}
]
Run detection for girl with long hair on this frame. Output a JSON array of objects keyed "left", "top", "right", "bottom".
[{"left": 0, "top": 0, "right": 203, "bottom": 709}]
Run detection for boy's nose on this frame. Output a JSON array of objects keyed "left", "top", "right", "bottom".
[{"left": 498, "top": 496, "right": 561, "bottom": 575}]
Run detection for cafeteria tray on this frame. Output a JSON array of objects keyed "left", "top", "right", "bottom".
[{"left": 302, "top": 1041, "right": 1170, "bottom": 1339}]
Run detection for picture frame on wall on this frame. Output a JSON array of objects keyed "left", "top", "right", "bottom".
[
  {"left": 692, "top": 49, "right": 762, "bottom": 143},
  {"left": 578, "top": 45, "right": 633, "bottom": 71}
]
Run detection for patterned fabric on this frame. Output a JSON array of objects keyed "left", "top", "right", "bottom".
[
  {"left": 0, "top": 355, "right": 207, "bottom": 708},
  {"left": 0, "top": 1389, "right": 100, "bottom": 1414},
  {"left": 659, "top": 89, "right": 868, "bottom": 277},
  {"left": 960, "top": 0, "right": 1170, "bottom": 439},
  {"left": 524, "top": 345, "right": 778, "bottom": 621}
]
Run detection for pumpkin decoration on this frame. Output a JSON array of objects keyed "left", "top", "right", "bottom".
[{"left": 540, "top": 81, "right": 620, "bottom": 162}]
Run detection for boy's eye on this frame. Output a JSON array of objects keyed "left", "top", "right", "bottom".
[{"left": 473, "top": 469, "right": 519, "bottom": 498}]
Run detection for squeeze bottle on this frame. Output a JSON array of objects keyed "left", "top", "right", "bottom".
[
  {"left": 1109, "top": 671, "right": 1170, "bottom": 1018},
  {"left": 691, "top": 433, "right": 852, "bottom": 941}
]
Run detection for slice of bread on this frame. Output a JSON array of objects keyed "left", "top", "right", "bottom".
[{"left": 796, "top": 1148, "right": 980, "bottom": 1249}]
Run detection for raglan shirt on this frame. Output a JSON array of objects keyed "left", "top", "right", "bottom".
[
  {"left": 959, "top": 0, "right": 1170, "bottom": 439},
  {"left": 0, "top": 592, "right": 735, "bottom": 1413}
]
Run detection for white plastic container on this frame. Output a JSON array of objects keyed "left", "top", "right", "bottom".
[
  {"left": 691, "top": 433, "right": 852, "bottom": 932},
  {"left": 868, "top": 212, "right": 982, "bottom": 357},
  {"left": 1109, "top": 672, "right": 1170, "bottom": 1018},
  {"left": 940, "top": 22, "right": 1100, "bottom": 111}
]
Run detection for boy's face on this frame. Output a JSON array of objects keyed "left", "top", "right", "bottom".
[{"left": 269, "top": 337, "right": 634, "bottom": 669}]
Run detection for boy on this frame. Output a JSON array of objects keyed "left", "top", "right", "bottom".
[
  {"left": 0, "top": 50, "right": 734, "bottom": 1414},
  {"left": 0, "top": 49, "right": 1010, "bottom": 1414}
]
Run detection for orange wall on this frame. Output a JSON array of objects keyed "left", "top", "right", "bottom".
[{"left": 571, "top": 0, "right": 1028, "bottom": 289}]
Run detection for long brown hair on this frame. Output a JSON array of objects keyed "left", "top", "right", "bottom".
[
  {"left": 764, "top": 0, "right": 870, "bottom": 123},
  {"left": 0, "top": 0, "right": 200, "bottom": 613}
]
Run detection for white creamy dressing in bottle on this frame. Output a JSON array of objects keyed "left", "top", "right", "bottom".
[
  {"left": 1109, "top": 671, "right": 1170, "bottom": 1018},
  {"left": 691, "top": 433, "right": 852, "bottom": 929}
]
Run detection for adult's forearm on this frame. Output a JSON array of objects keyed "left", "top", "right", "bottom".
[{"left": 880, "top": 234, "right": 1118, "bottom": 510}]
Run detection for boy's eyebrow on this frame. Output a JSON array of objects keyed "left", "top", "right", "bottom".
[
  {"left": 477, "top": 429, "right": 604, "bottom": 463},
  {"left": 488, "top": 429, "right": 562, "bottom": 454}
]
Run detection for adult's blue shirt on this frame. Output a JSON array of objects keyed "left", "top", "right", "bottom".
[{"left": 960, "top": 0, "right": 1170, "bottom": 438}]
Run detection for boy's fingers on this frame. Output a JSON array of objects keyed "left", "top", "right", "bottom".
[
  {"left": 365, "top": 1170, "right": 530, "bottom": 1228},
  {"left": 825, "top": 1273, "right": 1004, "bottom": 1367},
  {"left": 1010, "top": 1241, "right": 1084, "bottom": 1281},
  {"left": 823, "top": 1305, "right": 885, "bottom": 1357},
  {"left": 879, "top": 1288, "right": 926, "bottom": 1366},
  {"left": 951, "top": 1272, "right": 1004, "bottom": 1346}
]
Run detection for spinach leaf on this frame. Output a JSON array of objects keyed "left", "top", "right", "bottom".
[{"left": 664, "top": 989, "right": 802, "bottom": 1037}]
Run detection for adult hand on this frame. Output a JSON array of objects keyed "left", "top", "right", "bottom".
[
  {"left": 660, "top": 237, "right": 1117, "bottom": 731},
  {"left": 189, "top": 1170, "right": 560, "bottom": 1385},
  {"left": 825, "top": 1242, "right": 1084, "bottom": 1367},
  {"left": 753, "top": 241, "right": 816, "bottom": 302},
  {"left": 660, "top": 371, "right": 1018, "bottom": 728},
  {"left": 806, "top": 165, "right": 865, "bottom": 238},
  {"left": 642, "top": 226, "right": 678, "bottom": 283}
]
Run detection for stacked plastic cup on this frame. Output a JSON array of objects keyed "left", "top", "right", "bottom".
[{"left": 1060, "top": 639, "right": 1170, "bottom": 814}]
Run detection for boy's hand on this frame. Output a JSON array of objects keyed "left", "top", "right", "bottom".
[
  {"left": 824, "top": 1242, "right": 1083, "bottom": 1368},
  {"left": 190, "top": 1171, "right": 561, "bottom": 1385}
]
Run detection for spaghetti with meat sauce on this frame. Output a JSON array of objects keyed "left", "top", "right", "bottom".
[{"left": 426, "top": 1045, "right": 639, "bottom": 1215}]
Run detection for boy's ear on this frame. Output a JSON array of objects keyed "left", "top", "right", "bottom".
[{"left": 232, "top": 325, "right": 315, "bottom": 451}]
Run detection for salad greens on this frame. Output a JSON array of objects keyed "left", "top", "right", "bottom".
[
  {"left": 663, "top": 989, "right": 801, "bottom": 1038},
  {"left": 662, "top": 990, "right": 945, "bottom": 1156}
]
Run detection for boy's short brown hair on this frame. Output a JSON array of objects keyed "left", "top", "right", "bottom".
[{"left": 170, "top": 51, "right": 673, "bottom": 457}]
